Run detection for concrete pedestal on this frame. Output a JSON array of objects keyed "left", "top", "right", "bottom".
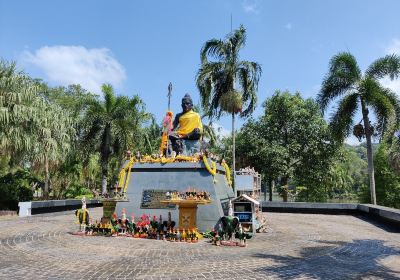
[{"left": 116, "top": 162, "right": 234, "bottom": 231}]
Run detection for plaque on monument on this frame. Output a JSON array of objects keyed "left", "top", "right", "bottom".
[{"left": 141, "top": 189, "right": 177, "bottom": 209}]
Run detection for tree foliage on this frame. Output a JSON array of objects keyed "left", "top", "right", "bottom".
[
  {"left": 82, "top": 84, "right": 150, "bottom": 194},
  {"left": 196, "top": 25, "right": 261, "bottom": 189},
  {"left": 0, "top": 60, "right": 151, "bottom": 204},
  {"left": 196, "top": 25, "right": 262, "bottom": 118},
  {"left": 231, "top": 91, "right": 338, "bottom": 201},
  {"left": 317, "top": 52, "right": 400, "bottom": 204},
  {"left": 360, "top": 144, "right": 400, "bottom": 208}
]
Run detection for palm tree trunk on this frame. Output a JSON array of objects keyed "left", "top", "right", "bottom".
[
  {"left": 101, "top": 161, "right": 108, "bottom": 195},
  {"left": 232, "top": 112, "right": 236, "bottom": 196},
  {"left": 101, "top": 124, "right": 111, "bottom": 196},
  {"left": 264, "top": 179, "right": 268, "bottom": 201},
  {"left": 269, "top": 180, "right": 274, "bottom": 201},
  {"left": 44, "top": 154, "right": 49, "bottom": 199},
  {"left": 361, "top": 99, "right": 377, "bottom": 205},
  {"left": 282, "top": 176, "right": 289, "bottom": 202}
]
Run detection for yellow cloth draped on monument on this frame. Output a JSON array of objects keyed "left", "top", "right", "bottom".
[{"left": 176, "top": 110, "right": 203, "bottom": 136}]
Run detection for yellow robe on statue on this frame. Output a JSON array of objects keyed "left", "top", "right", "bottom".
[{"left": 176, "top": 110, "right": 203, "bottom": 136}]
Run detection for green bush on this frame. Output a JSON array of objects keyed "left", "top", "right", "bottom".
[
  {"left": 64, "top": 183, "right": 93, "bottom": 199},
  {"left": 0, "top": 170, "right": 36, "bottom": 210}
]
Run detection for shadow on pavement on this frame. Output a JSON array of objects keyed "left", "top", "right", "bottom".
[
  {"left": 354, "top": 213, "right": 400, "bottom": 233},
  {"left": 252, "top": 239, "right": 400, "bottom": 279}
]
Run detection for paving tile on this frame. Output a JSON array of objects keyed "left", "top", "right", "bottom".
[{"left": 0, "top": 208, "right": 399, "bottom": 279}]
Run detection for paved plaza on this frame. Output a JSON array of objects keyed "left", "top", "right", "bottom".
[{"left": 0, "top": 208, "right": 399, "bottom": 280}]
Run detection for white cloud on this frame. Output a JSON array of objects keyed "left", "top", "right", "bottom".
[
  {"left": 381, "top": 39, "right": 400, "bottom": 94},
  {"left": 285, "top": 23, "right": 292, "bottom": 30},
  {"left": 212, "top": 123, "right": 231, "bottom": 138},
  {"left": 22, "top": 45, "right": 126, "bottom": 93},
  {"left": 242, "top": 0, "right": 260, "bottom": 14}
]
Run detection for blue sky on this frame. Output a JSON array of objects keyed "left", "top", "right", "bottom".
[{"left": 1, "top": 0, "right": 400, "bottom": 143}]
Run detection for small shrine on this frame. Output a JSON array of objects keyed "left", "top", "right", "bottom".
[{"left": 231, "top": 194, "right": 260, "bottom": 233}]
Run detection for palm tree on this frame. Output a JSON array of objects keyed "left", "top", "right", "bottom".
[
  {"left": 83, "top": 84, "right": 148, "bottom": 195},
  {"left": 33, "top": 102, "right": 74, "bottom": 198},
  {"left": 317, "top": 52, "right": 400, "bottom": 205},
  {"left": 196, "top": 25, "right": 262, "bottom": 190},
  {"left": 0, "top": 60, "right": 41, "bottom": 155},
  {"left": 0, "top": 61, "right": 74, "bottom": 198}
]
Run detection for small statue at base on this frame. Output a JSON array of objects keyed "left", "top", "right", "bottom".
[
  {"left": 75, "top": 197, "right": 89, "bottom": 233},
  {"left": 119, "top": 208, "right": 128, "bottom": 235}
]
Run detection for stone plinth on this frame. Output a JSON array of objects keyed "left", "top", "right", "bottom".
[{"left": 116, "top": 162, "right": 234, "bottom": 231}]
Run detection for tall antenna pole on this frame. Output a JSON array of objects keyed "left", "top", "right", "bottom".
[
  {"left": 230, "top": 13, "right": 232, "bottom": 32},
  {"left": 167, "top": 82, "right": 172, "bottom": 111}
]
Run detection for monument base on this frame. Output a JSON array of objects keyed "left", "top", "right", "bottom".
[{"left": 116, "top": 162, "right": 234, "bottom": 232}]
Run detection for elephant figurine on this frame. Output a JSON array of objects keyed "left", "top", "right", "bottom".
[{"left": 218, "top": 215, "right": 240, "bottom": 240}]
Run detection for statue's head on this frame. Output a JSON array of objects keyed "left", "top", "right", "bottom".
[
  {"left": 81, "top": 196, "right": 87, "bottom": 209},
  {"left": 181, "top": 94, "right": 193, "bottom": 113}
]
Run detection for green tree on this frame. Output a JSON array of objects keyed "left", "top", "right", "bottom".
[
  {"left": 363, "top": 144, "right": 400, "bottom": 208},
  {"left": 0, "top": 170, "right": 37, "bottom": 210},
  {"left": 31, "top": 101, "right": 74, "bottom": 198},
  {"left": 140, "top": 117, "right": 162, "bottom": 155},
  {"left": 0, "top": 61, "right": 75, "bottom": 198},
  {"left": 235, "top": 91, "right": 337, "bottom": 202},
  {"left": 44, "top": 84, "right": 101, "bottom": 196},
  {"left": 83, "top": 84, "right": 148, "bottom": 195},
  {"left": 317, "top": 52, "right": 400, "bottom": 204},
  {"left": 0, "top": 60, "right": 43, "bottom": 155},
  {"left": 196, "top": 25, "right": 262, "bottom": 189}
]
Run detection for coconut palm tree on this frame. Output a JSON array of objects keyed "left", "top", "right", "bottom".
[
  {"left": 196, "top": 25, "right": 262, "bottom": 190},
  {"left": 83, "top": 84, "right": 148, "bottom": 195},
  {"left": 317, "top": 52, "right": 400, "bottom": 204}
]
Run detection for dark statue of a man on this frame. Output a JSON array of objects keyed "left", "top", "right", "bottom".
[{"left": 168, "top": 94, "right": 203, "bottom": 155}]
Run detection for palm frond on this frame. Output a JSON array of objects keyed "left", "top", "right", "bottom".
[
  {"left": 329, "top": 92, "right": 359, "bottom": 141},
  {"left": 200, "top": 39, "right": 226, "bottom": 64},
  {"left": 318, "top": 52, "right": 361, "bottom": 113},
  {"left": 197, "top": 25, "right": 260, "bottom": 120},
  {"left": 102, "top": 84, "right": 116, "bottom": 114},
  {"left": 196, "top": 62, "right": 225, "bottom": 115},
  {"left": 237, "top": 61, "right": 262, "bottom": 117},
  {"left": 227, "top": 25, "right": 246, "bottom": 59},
  {"left": 363, "top": 78, "right": 399, "bottom": 137},
  {"left": 366, "top": 54, "right": 400, "bottom": 80}
]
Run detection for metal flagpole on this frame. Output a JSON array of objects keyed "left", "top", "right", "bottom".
[{"left": 166, "top": 83, "right": 172, "bottom": 157}]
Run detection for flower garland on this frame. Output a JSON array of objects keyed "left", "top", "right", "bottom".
[
  {"left": 123, "top": 158, "right": 136, "bottom": 193},
  {"left": 202, "top": 155, "right": 216, "bottom": 176},
  {"left": 221, "top": 160, "right": 232, "bottom": 187}
]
